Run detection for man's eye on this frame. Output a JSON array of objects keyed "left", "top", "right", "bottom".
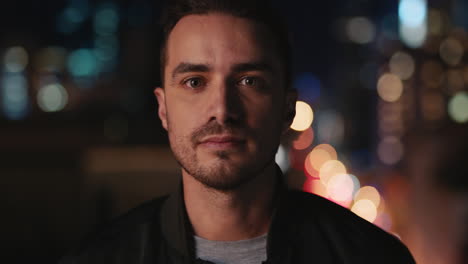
[
  {"left": 183, "top": 77, "right": 205, "bottom": 89},
  {"left": 239, "top": 76, "right": 259, "bottom": 87}
]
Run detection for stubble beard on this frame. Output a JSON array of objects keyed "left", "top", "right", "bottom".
[
  {"left": 167, "top": 121, "right": 274, "bottom": 191},
  {"left": 171, "top": 136, "right": 258, "bottom": 191}
]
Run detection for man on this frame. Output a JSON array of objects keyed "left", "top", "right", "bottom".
[{"left": 61, "top": 0, "right": 415, "bottom": 263}]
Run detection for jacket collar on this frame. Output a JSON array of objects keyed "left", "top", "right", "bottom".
[{"left": 159, "top": 165, "right": 293, "bottom": 263}]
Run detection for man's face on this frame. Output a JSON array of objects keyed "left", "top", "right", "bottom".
[{"left": 155, "top": 13, "right": 295, "bottom": 190}]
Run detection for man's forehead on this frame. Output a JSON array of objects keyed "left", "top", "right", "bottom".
[{"left": 164, "top": 13, "right": 281, "bottom": 70}]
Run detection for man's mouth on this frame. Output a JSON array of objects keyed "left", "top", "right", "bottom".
[{"left": 199, "top": 135, "right": 246, "bottom": 149}]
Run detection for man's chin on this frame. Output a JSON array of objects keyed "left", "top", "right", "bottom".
[{"left": 190, "top": 163, "right": 254, "bottom": 191}]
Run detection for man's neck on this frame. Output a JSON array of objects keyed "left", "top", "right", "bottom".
[{"left": 182, "top": 163, "right": 277, "bottom": 241}]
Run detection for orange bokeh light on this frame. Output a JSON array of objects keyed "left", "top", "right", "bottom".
[
  {"left": 319, "top": 160, "right": 347, "bottom": 185},
  {"left": 326, "top": 173, "right": 354, "bottom": 208},
  {"left": 351, "top": 199, "right": 378, "bottom": 223},
  {"left": 293, "top": 127, "right": 314, "bottom": 150},
  {"left": 354, "top": 186, "right": 381, "bottom": 208}
]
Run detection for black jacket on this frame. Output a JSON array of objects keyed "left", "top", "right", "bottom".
[{"left": 60, "top": 180, "right": 415, "bottom": 264}]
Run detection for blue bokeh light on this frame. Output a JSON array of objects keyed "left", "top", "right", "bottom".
[
  {"left": 67, "top": 49, "right": 98, "bottom": 77},
  {"left": 1, "top": 73, "right": 29, "bottom": 120},
  {"left": 398, "top": 0, "right": 427, "bottom": 27},
  {"left": 293, "top": 72, "right": 321, "bottom": 103},
  {"left": 94, "top": 3, "right": 119, "bottom": 35}
]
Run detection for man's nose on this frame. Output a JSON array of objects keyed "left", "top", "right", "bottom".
[{"left": 208, "top": 80, "right": 244, "bottom": 125}]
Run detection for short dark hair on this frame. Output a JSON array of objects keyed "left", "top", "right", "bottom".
[{"left": 159, "top": 0, "right": 292, "bottom": 88}]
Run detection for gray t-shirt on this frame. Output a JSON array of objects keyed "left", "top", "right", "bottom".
[{"left": 194, "top": 233, "right": 268, "bottom": 264}]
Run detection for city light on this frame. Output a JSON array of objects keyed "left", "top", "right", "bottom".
[
  {"left": 439, "top": 37, "right": 464, "bottom": 66},
  {"left": 3, "top": 46, "right": 28, "bottom": 73},
  {"left": 354, "top": 186, "right": 381, "bottom": 208},
  {"left": 304, "top": 144, "right": 337, "bottom": 178},
  {"left": 67, "top": 49, "right": 98, "bottom": 77},
  {"left": 1, "top": 73, "right": 29, "bottom": 120},
  {"left": 326, "top": 173, "right": 354, "bottom": 206},
  {"left": 292, "top": 127, "right": 314, "bottom": 150},
  {"left": 377, "top": 73, "right": 404, "bottom": 103},
  {"left": 290, "top": 101, "right": 314, "bottom": 131},
  {"left": 448, "top": 91, "right": 468, "bottom": 123},
  {"left": 37, "top": 83, "right": 69, "bottom": 112},
  {"left": 319, "top": 159, "right": 346, "bottom": 185},
  {"left": 346, "top": 17, "right": 376, "bottom": 44},
  {"left": 399, "top": 0, "right": 428, "bottom": 48},
  {"left": 93, "top": 3, "right": 119, "bottom": 36},
  {"left": 389, "top": 51, "right": 415, "bottom": 80},
  {"left": 351, "top": 199, "right": 378, "bottom": 223}
]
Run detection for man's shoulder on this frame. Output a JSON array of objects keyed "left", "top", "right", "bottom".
[
  {"left": 285, "top": 190, "right": 396, "bottom": 240},
  {"left": 283, "top": 190, "right": 415, "bottom": 262},
  {"left": 60, "top": 195, "right": 169, "bottom": 263}
]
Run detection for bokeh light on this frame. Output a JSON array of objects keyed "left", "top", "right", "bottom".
[
  {"left": 399, "top": 0, "right": 428, "bottom": 48},
  {"left": 326, "top": 173, "right": 354, "bottom": 206},
  {"left": 389, "top": 51, "right": 415, "bottom": 80},
  {"left": 3, "top": 46, "right": 28, "bottom": 73},
  {"left": 1, "top": 73, "right": 29, "bottom": 120},
  {"left": 354, "top": 186, "right": 381, "bottom": 208},
  {"left": 93, "top": 3, "right": 119, "bottom": 36},
  {"left": 94, "top": 35, "right": 119, "bottom": 61},
  {"left": 315, "top": 144, "right": 338, "bottom": 161},
  {"left": 448, "top": 91, "right": 468, "bottom": 123},
  {"left": 304, "top": 144, "right": 337, "bottom": 178},
  {"left": 351, "top": 199, "right": 378, "bottom": 222},
  {"left": 349, "top": 174, "right": 361, "bottom": 197},
  {"left": 37, "top": 83, "right": 69, "bottom": 112},
  {"left": 57, "top": 6, "right": 88, "bottom": 34},
  {"left": 399, "top": 0, "right": 427, "bottom": 27},
  {"left": 319, "top": 159, "right": 347, "bottom": 185},
  {"left": 67, "top": 49, "right": 98, "bottom": 77},
  {"left": 377, "top": 73, "right": 404, "bottom": 102},
  {"left": 303, "top": 178, "right": 327, "bottom": 198},
  {"left": 290, "top": 101, "right": 314, "bottom": 131},
  {"left": 293, "top": 127, "right": 314, "bottom": 150},
  {"left": 346, "top": 17, "right": 376, "bottom": 44},
  {"left": 305, "top": 149, "right": 330, "bottom": 178},
  {"left": 439, "top": 37, "right": 464, "bottom": 66},
  {"left": 375, "top": 212, "right": 393, "bottom": 231},
  {"left": 378, "top": 136, "right": 404, "bottom": 165}
]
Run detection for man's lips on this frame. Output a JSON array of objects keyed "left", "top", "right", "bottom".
[{"left": 198, "top": 135, "right": 246, "bottom": 148}]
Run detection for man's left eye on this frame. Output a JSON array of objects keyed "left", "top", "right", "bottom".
[{"left": 238, "top": 76, "right": 258, "bottom": 86}]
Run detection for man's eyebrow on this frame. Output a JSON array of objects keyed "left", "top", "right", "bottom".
[
  {"left": 172, "top": 63, "right": 211, "bottom": 79},
  {"left": 231, "top": 62, "right": 275, "bottom": 74}
]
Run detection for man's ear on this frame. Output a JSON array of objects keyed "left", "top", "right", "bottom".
[
  {"left": 154, "top": 87, "right": 168, "bottom": 130},
  {"left": 283, "top": 89, "right": 297, "bottom": 134}
]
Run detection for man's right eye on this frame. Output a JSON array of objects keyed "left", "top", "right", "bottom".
[{"left": 183, "top": 77, "right": 205, "bottom": 89}]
